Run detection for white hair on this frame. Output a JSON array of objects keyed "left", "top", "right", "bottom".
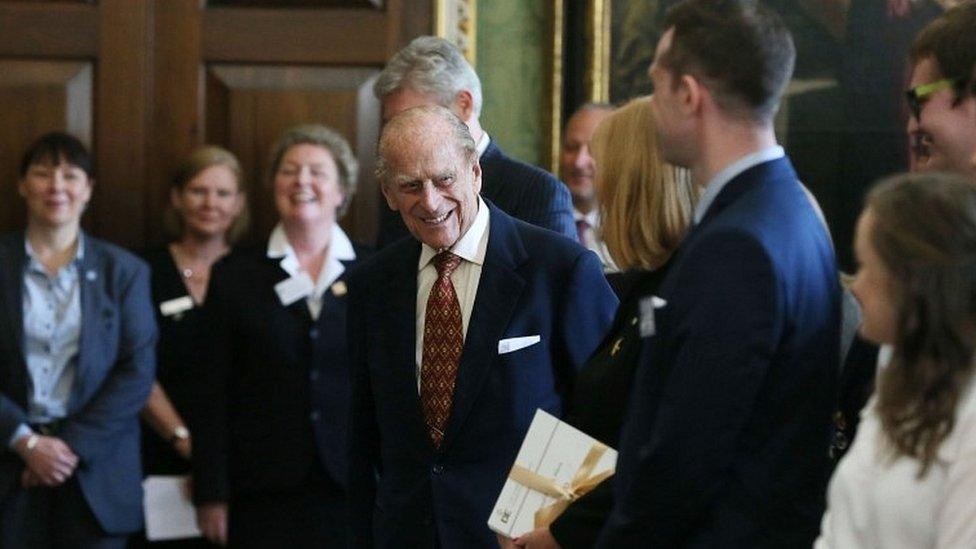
[{"left": 374, "top": 36, "right": 483, "bottom": 116}]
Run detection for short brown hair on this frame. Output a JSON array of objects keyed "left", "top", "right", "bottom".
[
  {"left": 267, "top": 124, "right": 359, "bottom": 217},
  {"left": 592, "top": 96, "right": 695, "bottom": 270},
  {"left": 660, "top": 0, "right": 795, "bottom": 123},
  {"left": 867, "top": 171, "right": 976, "bottom": 476},
  {"left": 164, "top": 145, "right": 250, "bottom": 243},
  {"left": 910, "top": 2, "right": 976, "bottom": 104}
]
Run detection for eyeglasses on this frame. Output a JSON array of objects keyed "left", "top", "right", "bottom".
[{"left": 905, "top": 78, "right": 960, "bottom": 120}]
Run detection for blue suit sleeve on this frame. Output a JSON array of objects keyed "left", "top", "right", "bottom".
[
  {"left": 59, "top": 260, "right": 157, "bottom": 463},
  {"left": 597, "top": 231, "right": 781, "bottom": 546},
  {"left": 558, "top": 249, "right": 618, "bottom": 372}
]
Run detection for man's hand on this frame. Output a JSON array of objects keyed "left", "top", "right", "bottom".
[
  {"left": 513, "top": 527, "right": 561, "bottom": 549},
  {"left": 15, "top": 435, "right": 78, "bottom": 487},
  {"left": 197, "top": 502, "right": 229, "bottom": 546},
  {"left": 497, "top": 533, "right": 519, "bottom": 549}
]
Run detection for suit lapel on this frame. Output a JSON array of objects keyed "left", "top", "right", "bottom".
[
  {"left": 73, "top": 235, "right": 101, "bottom": 408},
  {"left": 385, "top": 242, "right": 434, "bottom": 456},
  {"left": 441, "top": 205, "right": 526, "bottom": 451}
]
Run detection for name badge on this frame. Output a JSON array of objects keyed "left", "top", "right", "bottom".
[
  {"left": 275, "top": 272, "right": 315, "bottom": 306},
  {"left": 639, "top": 296, "right": 667, "bottom": 338},
  {"left": 159, "top": 295, "right": 194, "bottom": 317}
]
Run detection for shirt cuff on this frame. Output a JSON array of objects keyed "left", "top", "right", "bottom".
[{"left": 8, "top": 424, "right": 33, "bottom": 449}]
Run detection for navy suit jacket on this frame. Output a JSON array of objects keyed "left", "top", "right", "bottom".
[
  {"left": 347, "top": 203, "right": 617, "bottom": 548},
  {"left": 596, "top": 157, "right": 840, "bottom": 548},
  {"left": 375, "top": 141, "right": 575, "bottom": 247},
  {"left": 0, "top": 231, "right": 157, "bottom": 534},
  {"left": 192, "top": 244, "right": 367, "bottom": 505}
]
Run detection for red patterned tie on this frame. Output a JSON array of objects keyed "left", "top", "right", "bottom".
[{"left": 421, "top": 251, "right": 463, "bottom": 448}]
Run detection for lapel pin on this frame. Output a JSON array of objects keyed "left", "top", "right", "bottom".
[{"left": 331, "top": 280, "right": 347, "bottom": 297}]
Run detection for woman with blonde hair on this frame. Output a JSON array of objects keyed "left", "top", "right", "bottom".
[
  {"left": 135, "top": 145, "right": 248, "bottom": 547},
  {"left": 510, "top": 96, "right": 695, "bottom": 549},
  {"left": 816, "top": 172, "right": 976, "bottom": 548}
]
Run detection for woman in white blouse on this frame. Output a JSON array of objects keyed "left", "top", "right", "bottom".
[{"left": 816, "top": 171, "right": 976, "bottom": 548}]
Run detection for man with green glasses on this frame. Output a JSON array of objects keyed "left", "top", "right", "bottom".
[{"left": 905, "top": 2, "right": 976, "bottom": 176}]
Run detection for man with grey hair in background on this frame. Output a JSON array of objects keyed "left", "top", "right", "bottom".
[{"left": 373, "top": 36, "right": 576, "bottom": 248}]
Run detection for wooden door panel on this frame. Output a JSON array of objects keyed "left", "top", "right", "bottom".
[
  {"left": 0, "top": 60, "right": 93, "bottom": 232},
  {"left": 205, "top": 65, "right": 380, "bottom": 244}
]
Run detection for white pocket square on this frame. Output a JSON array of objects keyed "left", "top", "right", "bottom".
[{"left": 498, "top": 335, "right": 541, "bottom": 355}]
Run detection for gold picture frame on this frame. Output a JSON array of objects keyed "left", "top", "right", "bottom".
[{"left": 434, "top": 0, "right": 477, "bottom": 66}]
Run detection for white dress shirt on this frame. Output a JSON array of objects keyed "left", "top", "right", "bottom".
[
  {"left": 573, "top": 207, "right": 617, "bottom": 273},
  {"left": 266, "top": 222, "right": 356, "bottom": 320},
  {"left": 415, "top": 196, "right": 490, "bottom": 389},
  {"left": 816, "top": 370, "right": 976, "bottom": 548}
]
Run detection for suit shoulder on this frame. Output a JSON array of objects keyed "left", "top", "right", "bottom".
[
  {"left": 508, "top": 215, "right": 588, "bottom": 262},
  {"left": 346, "top": 237, "right": 412, "bottom": 285},
  {"left": 87, "top": 236, "right": 149, "bottom": 275}
]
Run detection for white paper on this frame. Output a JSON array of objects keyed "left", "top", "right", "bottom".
[
  {"left": 143, "top": 475, "right": 202, "bottom": 541},
  {"left": 274, "top": 272, "right": 315, "bottom": 306},
  {"left": 498, "top": 335, "right": 541, "bottom": 355},
  {"left": 159, "top": 295, "right": 194, "bottom": 317},
  {"left": 488, "top": 409, "right": 617, "bottom": 539}
]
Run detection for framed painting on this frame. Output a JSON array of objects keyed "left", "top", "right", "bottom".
[{"left": 556, "top": 0, "right": 947, "bottom": 269}]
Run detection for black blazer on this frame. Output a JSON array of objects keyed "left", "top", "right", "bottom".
[
  {"left": 375, "top": 141, "right": 576, "bottom": 247},
  {"left": 0, "top": 231, "right": 157, "bottom": 534},
  {"left": 549, "top": 268, "right": 669, "bottom": 548},
  {"left": 191, "top": 242, "right": 367, "bottom": 505}
]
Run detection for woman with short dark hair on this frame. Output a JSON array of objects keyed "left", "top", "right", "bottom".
[{"left": 0, "top": 132, "right": 156, "bottom": 547}]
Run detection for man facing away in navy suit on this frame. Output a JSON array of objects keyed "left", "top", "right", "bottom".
[
  {"left": 596, "top": 1, "right": 840, "bottom": 547},
  {"left": 346, "top": 105, "right": 617, "bottom": 548},
  {"left": 372, "top": 36, "right": 576, "bottom": 248}
]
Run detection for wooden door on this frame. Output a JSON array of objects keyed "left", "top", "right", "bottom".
[{"left": 0, "top": 0, "right": 431, "bottom": 248}]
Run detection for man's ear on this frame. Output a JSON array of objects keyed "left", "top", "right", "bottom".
[
  {"left": 678, "top": 74, "right": 703, "bottom": 116},
  {"left": 380, "top": 183, "right": 399, "bottom": 211},
  {"left": 453, "top": 89, "right": 476, "bottom": 122},
  {"left": 471, "top": 160, "right": 482, "bottom": 194}
]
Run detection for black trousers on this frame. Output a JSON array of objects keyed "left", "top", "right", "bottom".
[
  {"left": 0, "top": 476, "right": 126, "bottom": 549},
  {"left": 228, "top": 484, "right": 347, "bottom": 548}
]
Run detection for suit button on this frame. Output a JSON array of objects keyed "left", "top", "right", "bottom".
[
  {"left": 309, "top": 369, "right": 320, "bottom": 381},
  {"left": 309, "top": 410, "right": 321, "bottom": 421},
  {"left": 309, "top": 328, "right": 320, "bottom": 339},
  {"left": 432, "top": 464, "right": 444, "bottom": 475}
]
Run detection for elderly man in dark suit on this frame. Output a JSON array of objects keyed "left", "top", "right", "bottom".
[
  {"left": 373, "top": 36, "right": 576, "bottom": 248},
  {"left": 596, "top": 1, "right": 840, "bottom": 547},
  {"left": 347, "top": 105, "right": 617, "bottom": 548}
]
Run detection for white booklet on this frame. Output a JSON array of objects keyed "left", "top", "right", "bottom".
[
  {"left": 488, "top": 409, "right": 617, "bottom": 539},
  {"left": 143, "top": 475, "right": 202, "bottom": 541}
]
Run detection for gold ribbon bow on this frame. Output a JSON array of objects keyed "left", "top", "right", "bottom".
[{"left": 507, "top": 442, "right": 614, "bottom": 528}]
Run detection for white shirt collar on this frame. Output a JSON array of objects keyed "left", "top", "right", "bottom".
[
  {"left": 572, "top": 207, "right": 600, "bottom": 228},
  {"left": 476, "top": 131, "right": 491, "bottom": 158},
  {"left": 693, "top": 145, "right": 785, "bottom": 224},
  {"left": 24, "top": 231, "right": 86, "bottom": 264},
  {"left": 267, "top": 222, "right": 356, "bottom": 296},
  {"left": 419, "top": 196, "right": 490, "bottom": 271}
]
